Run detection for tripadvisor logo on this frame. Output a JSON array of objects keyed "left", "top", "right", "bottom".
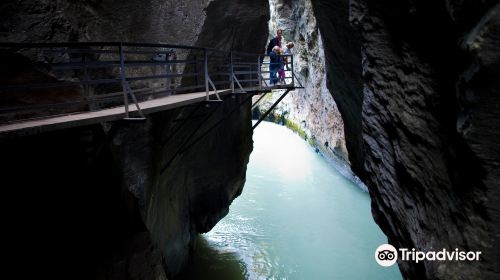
[
  {"left": 375, "top": 244, "right": 398, "bottom": 267},
  {"left": 375, "top": 244, "right": 482, "bottom": 267}
]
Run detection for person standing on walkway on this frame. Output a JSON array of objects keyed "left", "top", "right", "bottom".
[
  {"left": 267, "top": 29, "right": 283, "bottom": 55},
  {"left": 269, "top": 46, "right": 281, "bottom": 85},
  {"left": 280, "top": 42, "right": 294, "bottom": 84},
  {"left": 266, "top": 29, "right": 283, "bottom": 86},
  {"left": 283, "top": 42, "right": 294, "bottom": 67},
  {"left": 278, "top": 47, "right": 286, "bottom": 84}
]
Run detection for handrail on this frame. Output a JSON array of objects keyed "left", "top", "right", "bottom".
[
  {"left": 0, "top": 42, "right": 300, "bottom": 124},
  {"left": 0, "top": 41, "right": 269, "bottom": 57}
]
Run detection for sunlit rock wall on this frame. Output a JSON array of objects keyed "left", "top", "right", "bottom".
[{"left": 256, "top": 0, "right": 348, "bottom": 162}]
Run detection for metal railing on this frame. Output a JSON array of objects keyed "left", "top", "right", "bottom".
[{"left": 0, "top": 42, "right": 300, "bottom": 124}]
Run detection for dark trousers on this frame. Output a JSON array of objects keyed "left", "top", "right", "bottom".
[{"left": 270, "top": 64, "right": 279, "bottom": 85}]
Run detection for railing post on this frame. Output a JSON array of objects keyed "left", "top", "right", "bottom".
[
  {"left": 204, "top": 48, "right": 209, "bottom": 101},
  {"left": 194, "top": 55, "right": 199, "bottom": 88},
  {"left": 230, "top": 52, "right": 235, "bottom": 94},
  {"left": 119, "top": 43, "right": 129, "bottom": 118},
  {"left": 82, "top": 53, "right": 90, "bottom": 101},
  {"left": 164, "top": 51, "right": 169, "bottom": 94},
  {"left": 257, "top": 55, "right": 262, "bottom": 90},
  {"left": 290, "top": 54, "right": 295, "bottom": 87},
  {"left": 170, "top": 50, "right": 177, "bottom": 95}
]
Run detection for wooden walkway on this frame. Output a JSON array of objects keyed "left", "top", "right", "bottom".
[
  {"left": 0, "top": 90, "right": 232, "bottom": 137},
  {"left": 0, "top": 42, "right": 303, "bottom": 137}
]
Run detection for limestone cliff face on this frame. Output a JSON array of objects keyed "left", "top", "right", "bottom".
[
  {"left": 311, "top": 0, "right": 500, "bottom": 279},
  {"left": 0, "top": 0, "right": 268, "bottom": 278},
  {"left": 256, "top": 0, "right": 348, "bottom": 162},
  {"left": 309, "top": 0, "right": 365, "bottom": 174}
]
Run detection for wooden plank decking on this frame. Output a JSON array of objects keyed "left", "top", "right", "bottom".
[
  {"left": 0, "top": 83, "right": 297, "bottom": 137},
  {"left": 0, "top": 90, "right": 230, "bottom": 137}
]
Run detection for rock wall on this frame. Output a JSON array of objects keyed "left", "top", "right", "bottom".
[
  {"left": 311, "top": 0, "right": 500, "bottom": 279},
  {"left": 4, "top": 0, "right": 499, "bottom": 279},
  {"left": 0, "top": 94, "right": 253, "bottom": 279},
  {"left": 116, "top": 95, "right": 254, "bottom": 276},
  {"left": 256, "top": 0, "right": 348, "bottom": 162},
  {"left": 0, "top": 0, "right": 269, "bottom": 51},
  {"left": 310, "top": 0, "right": 365, "bottom": 174},
  {"left": 194, "top": 0, "right": 270, "bottom": 52},
  {"left": 0, "top": 0, "right": 269, "bottom": 278},
  {"left": 0, "top": 0, "right": 212, "bottom": 44},
  {"left": 0, "top": 121, "right": 168, "bottom": 279}
]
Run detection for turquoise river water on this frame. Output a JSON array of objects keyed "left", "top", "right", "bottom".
[{"left": 181, "top": 121, "right": 402, "bottom": 280}]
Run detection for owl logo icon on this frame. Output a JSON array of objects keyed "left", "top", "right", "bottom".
[{"left": 375, "top": 244, "right": 398, "bottom": 266}]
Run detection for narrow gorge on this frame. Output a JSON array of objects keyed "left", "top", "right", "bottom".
[
  {"left": 254, "top": 0, "right": 349, "bottom": 163},
  {"left": 0, "top": 0, "right": 499, "bottom": 279}
]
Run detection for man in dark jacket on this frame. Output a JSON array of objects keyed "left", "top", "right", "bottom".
[
  {"left": 266, "top": 29, "right": 283, "bottom": 55},
  {"left": 269, "top": 46, "right": 281, "bottom": 85}
]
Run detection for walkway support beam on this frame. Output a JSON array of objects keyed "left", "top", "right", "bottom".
[
  {"left": 119, "top": 43, "right": 130, "bottom": 118},
  {"left": 230, "top": 52, "right": 235, "bottom": 94},
  {"left": 258, "top": 56, "right": 262, "bottom": 90},
  {"left": 204, "top": 48, "right": 210, "bottom": 100},
  {"left": 204, "top": 48, "right": 221, "bottom": 101},
  {"left": 251, "top": 92, "right": 269, "bottom": 109},
  {"left": 252, "top": 88, "right": 292, "bottom": 130},
  {"left": 118, "top": 42, "right": 146, "bottom": 120}
]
